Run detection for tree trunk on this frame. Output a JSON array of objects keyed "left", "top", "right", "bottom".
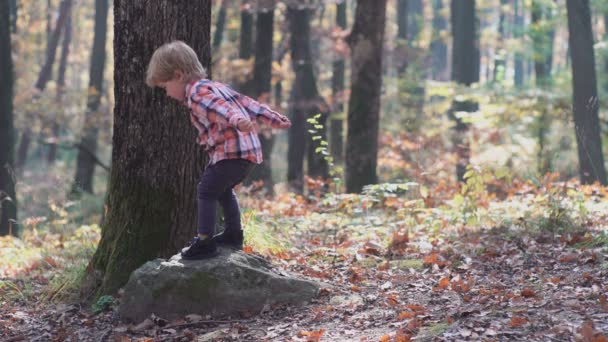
[
  {"left": 239, "top": 2, "right": 253, "bottom": 60},
  {"left": 397, "top": 0, "right": 407, "bottom": 40},
  {"left": 72, "top": 0, "right": 108, "bottom": 195},
  {"left": 84, "top": 0, "right": 211, "bottom": 297},
  {"left": 16, "top": 129, "right": 30, "bottom": 171},
  {"left": 9, "top": 0, "right": 17, "bottom": 33},
  {"left": 287, "top": 6, "right": 328, "bottom": 193},
  {"left": 531, "top": 0, "right": 554, "bottom": 88},
  {"left": 493, "top": 0, "right": 508, "bottom": 83},
  {"left": 513, "top": 0, "right": 525, "bottom": 86},
  {"left": 566, "top": 0, "right": 607, "bottom": 185},
  {"left": 48, "top": 6, "right": 73, "bottom": 165},
  {"left": 407, "top": 0, "right": 423, "bottom": 43},
  {"left": 345, "top": 0, "right": 387, "bottom": 193},
  {"left": 450, "top": 0, "right": 479, "bottom": 182},
  {"left": 213, "top": 0, "right": 227, "bottom": 51},
  {"left": 36, "top": 0, "right": 72, "bottom": 92},
  {"left": 330, "top": 1, "right": 346, "bottom": 163},
  {"left": 15, "top": 0, "right": 72, "bottom": 171},
  {"left": 246, "top": 4, "right": 275, "bottom": 193},
  {"left": 0, "top": 0, "right": 17, "bottom": 237},
  {"left": 603, "top": 11, "right": 608, "bottom": 94},
  {"left": 430, "top": 0, "right": 448, "bottom": 81}
]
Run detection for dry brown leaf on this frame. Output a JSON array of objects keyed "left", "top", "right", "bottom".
[
  {"left": 406, "top": 304, "right": 426, "bottom": 312},
  {"left": 297, "top": 329, "right": 325, "bottom": 342},
  {"left": 559, "top": 253, "right": 578, "bottom": 263},
  {"left": 395, "top": 329, "right": 412, "bottom": 342},
  {"left": 397, "top": 311, "right": 416, "bottom": 320},
  {"left": 521, "top": 288, "right": 536, "bottom": 298},
  {"left": 509, "top": 316, "right": 528, "bottom": 327}
]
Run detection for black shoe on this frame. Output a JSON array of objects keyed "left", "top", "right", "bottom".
[
  {"left": 214, "top": 230, "right": 244, "bottom": 250},
  {"left": 181, "top": 236, "right": 219, "bottom": 260}
]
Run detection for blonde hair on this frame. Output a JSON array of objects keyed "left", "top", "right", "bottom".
[{"left": 145, "top": 41, "right": 207, "bottom": 87}]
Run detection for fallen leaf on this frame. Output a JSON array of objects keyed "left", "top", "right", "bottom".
[
  {"left": 297, "top": 329, "right": 325, "bottom": 341},
  {"left": 509, "top": 316, "right": 528, "bottom": 327},
  {"left": 433, "top": 277, "right": 450, "bottom": 291},
  {"left": 397, "top": 311, "right": 416, "bottom": 320},
  {"left": 521, "top": 288, "right": 536, "bottom": 298},
  {"left": 559, "top": 253, "right": 578, "bottom": 263}
]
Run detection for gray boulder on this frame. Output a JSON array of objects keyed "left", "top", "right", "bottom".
[{"left": 118, "top": 248, "right": 320, "bottom": 322}]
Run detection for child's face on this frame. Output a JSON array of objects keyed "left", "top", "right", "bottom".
[{"left": 158, "top": 71, "right": 187, "bottom": 102}]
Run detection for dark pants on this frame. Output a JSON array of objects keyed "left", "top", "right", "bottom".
[{"left": 197, "top": 159, "right": 254, "bottom": 236}]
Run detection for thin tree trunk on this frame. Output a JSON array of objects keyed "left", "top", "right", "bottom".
[
  {"left": 36, "top": 0, "right": 72, "bottom": 91},
  {"left": 72, "top": 0, "right": 108, "bottom": 195},
  {"left": 430, "top": 0, "right": 448, "bottom": 81},
  {"left": 450, "top": 0, "right": 479, "bottom": 182},
  {"left": 0, "top": 0, "right": 17, "bottom": 236},
  {"left": 236, "top": 1, "right": 253, "bottom": 93},
  {"left": 17, "top": 0, "right": 71, "bottom": 171},
  {"left": 345, "top": 0, "right": 387, "bottom": 193},
  {"left": 330, "top": 2, "right": 346, "bottom": 163},
  {"left": 514, "top": 0, "right": 525, "bottom": 86},
  {"left": 566, "top": 0, "right": 607, "bottom": 185},
  {"left": 603, "top": 12, "right": 608, "bottom": 94},
  {"left": 84, "top": 0, "right": 211, "bottom": 297},
  {"left": 16, "top": 129, "right": 30, "bottom": 171},
  {"left": 287, "top": 6, "right": 328, "bottom": 193},
  {"left": 246, "top": 4, "right": 275, "bottom": 193},
  {"left": 213, "top": 0, "right": 227, "bottom": 51},
  {"left": 397, "top": 0, "right": 407, "bottom": 41},
  {"left": 48, "top": 7, "right": 72, "bottom": 165},
  {"left": 531, "top": 0, "right": 554, "bottom": 88},
  {"left": 239, "top": 2, "right": 253, "bottom": 60},
  {"left": 493, "top": 0, "right": 508, "bottom": 83},
  {"left": 407, "top": 0, "right": 423, "bottom": 43}
]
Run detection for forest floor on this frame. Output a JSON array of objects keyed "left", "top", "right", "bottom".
[
  {"left": 2, "top": 178, "right": 608, "bottom": 342},
  {"left": 2, "top": 140, "right": 608, "bottom": 341}
]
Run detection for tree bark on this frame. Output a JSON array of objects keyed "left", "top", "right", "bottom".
[
  {"left": 48, "top": 6, "right": 73, "bottom": 165},
  {"left": 246, "top": 4, "right": 275, "bottom": 193},
  {"left": 450, "top": 0, "right": 479, "bottom": 182},
  {"left": 72, "top": 0, "right": 108, "bottom": 195},
  {"left": 330, "top": 1, "right": 346, "bottom": 163},
  {"left": 430, "top": 0, "right": 448, "bottom": 81},
  {"left": 345, "top": 0, "right": 386, "bottom": 193},
  {"left": 287, "top": 6, "right": 328, "bottom": 193},
  {"left": 566, "top": 0, "right": 607, "bottom": 185},
  {"left": 84, "top": 0, "right": 211, "bottom": 297},
  {"left": 0, "top": 0, "right": 17, "bottom": 237}
]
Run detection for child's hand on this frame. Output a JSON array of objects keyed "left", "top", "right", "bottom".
[{"left": 237, "top": 118, "right": 254, "bottom": 132}]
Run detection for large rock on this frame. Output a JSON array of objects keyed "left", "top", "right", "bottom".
[{"left": 118, "top": 248, "right": 320, "bottom": 322}]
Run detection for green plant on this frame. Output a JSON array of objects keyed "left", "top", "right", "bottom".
[
  {"left": 307, "top": 113, "right": 343, "bottom": 192},
  {"left": 92, "top": 295, "right": 115, "bottom": 313}
]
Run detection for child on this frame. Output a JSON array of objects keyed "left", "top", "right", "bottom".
[{"left": 146, "top": 41, "right": 291, "bottom": 260}]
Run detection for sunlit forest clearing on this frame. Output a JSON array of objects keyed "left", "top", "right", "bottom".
[{"left": 1, "top": 0, "right": 608, "bottom": 341}]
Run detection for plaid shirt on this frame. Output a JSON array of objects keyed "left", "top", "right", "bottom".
[{"left": 186, "top": 79, "right": 291, "bottom": 165}]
